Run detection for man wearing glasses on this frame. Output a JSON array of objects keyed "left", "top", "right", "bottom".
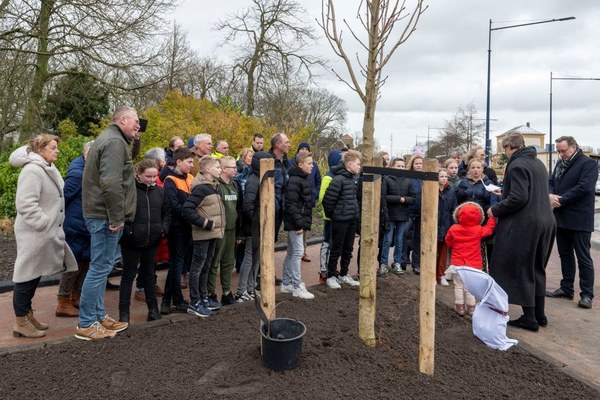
[{"left": 546, "top": 136, "right": 598, "bottom": 309}]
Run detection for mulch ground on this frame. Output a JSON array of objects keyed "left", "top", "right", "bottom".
[{"left": 1, "top": 276, "right": 597, "bottom": 399}]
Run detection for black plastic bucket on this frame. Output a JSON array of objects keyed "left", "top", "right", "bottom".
[{"left": 260, "top": 318, "right": 307, "bottom": 371}]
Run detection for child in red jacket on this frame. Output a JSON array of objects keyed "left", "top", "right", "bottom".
[{"left": 445, "top": 202, "right": 496, "bottom": 316}]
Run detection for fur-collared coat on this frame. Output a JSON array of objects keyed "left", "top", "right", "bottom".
[{"left": 9, "top": 146, "right": 77, "bottom": 283}]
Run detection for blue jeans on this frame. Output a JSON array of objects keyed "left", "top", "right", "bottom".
[
  {"left": 282, "top": 230, "right": 304, "bottom": 288},
  {"left": 79, "top": 219, "right": 122, "bottom": 328},
  {"left": 380, "top": 221, "right": 407, "bottom": 266}
]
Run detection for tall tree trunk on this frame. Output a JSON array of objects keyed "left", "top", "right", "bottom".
[
  {"left": 362, "top": 0, "right": 381, "bottom": 166},
  {"left": 21, "top": 0, "right": 55, "bottom": 141}
]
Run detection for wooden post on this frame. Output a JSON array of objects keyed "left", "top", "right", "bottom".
[
  {"left": 358, "top": 174, "right": 381, "bottom": 348},
  {"left": 259, "top": 158, "right": 276, "bottom": 322},
  {"left": 418, "top": 159, "right": 439, "bottom": 375}
]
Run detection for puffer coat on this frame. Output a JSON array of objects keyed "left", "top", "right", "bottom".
[{"left": 120, "top": 179, "right": 171, "bottom": 249}]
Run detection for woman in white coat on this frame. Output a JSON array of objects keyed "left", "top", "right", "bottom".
[{"left": 9, "top": 134, "right": 77, "bottom": 338}]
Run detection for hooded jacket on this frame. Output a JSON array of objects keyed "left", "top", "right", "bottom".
[
  {"left": 445, "top": 202, "right": 496, "bottom": 269},
  {"left": 120, "top": 179, "right": 171, "bottom": 249},
  {"left": 322, "top": 163, "right": 360, "bottom": 222},
  {"left": 163, "top": 167, "right": 194, "bottom": 231},
  {"left": 283, "top": 164, "right": 313, "bottom": 231},
  {"left": 289, "top": 142, "right": 322, "bottom": 206},
  {"left": 9, "top": 146, "right": 77, "bottom": 282},
  {"left": 318, "top": 150, "right": 343, "bottom": 221},
  {"left": 182, "top": 174, "right": 225, "bottom": 241}
]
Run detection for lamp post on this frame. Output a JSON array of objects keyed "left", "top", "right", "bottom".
[
  {"left": 549, "top": 72, "right": 600, "bottom": 174},
  {"left": 485, "top": 16, "right": 575, "bottom": 166}
]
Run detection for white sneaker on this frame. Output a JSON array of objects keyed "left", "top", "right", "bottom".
[
  {"left": 293, "top": 286, "right": 315, "bottom": 299},
  {"left": 326, "top": 277, "right": 341, "bottom": 289},
  {"left": 280, "top": 284, "right": 294, "bottom": 294},
  {"left": 440, "top": 277, "right": 449, "bottom": 287},
  {"left": 338, "top": 274, "right": 360, "bottom": 286}
]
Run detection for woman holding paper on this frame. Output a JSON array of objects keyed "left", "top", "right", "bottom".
[{"left": 455, "top": 158, "right": 500, "bottom": 269}]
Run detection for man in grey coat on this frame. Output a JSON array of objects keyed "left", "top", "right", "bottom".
[
  {"left": 488, "top": 133, "right": 556, "bottom": 332},
  {"left": 75, "top": 106, "right": 140, "bottom": 340}
]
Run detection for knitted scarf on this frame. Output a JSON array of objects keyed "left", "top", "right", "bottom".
[{"left": 554, "top": 148, "right": 580, "bottom": 180}]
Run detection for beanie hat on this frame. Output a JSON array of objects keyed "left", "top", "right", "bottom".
[
  {"left": 187, "top": 137, "right": 195, "bottom": 149},
  {"left": 296, "top": 141, "right": 311, "bottom": 153}
]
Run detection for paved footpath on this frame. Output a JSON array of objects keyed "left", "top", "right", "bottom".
[{"left": 0, "top": 237, "right": 599, "bottom": 392}]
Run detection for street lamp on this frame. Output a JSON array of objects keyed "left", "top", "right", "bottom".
[
  {"left": 484, "top": 16, "right": 575, "bottom": 165},
  {"left": 549, "top": 72, "right": 600, "bottom": 174}
]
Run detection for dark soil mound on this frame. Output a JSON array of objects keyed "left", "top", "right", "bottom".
[{"left": 1, "top": 277, "right": 597, "bottom": 399}]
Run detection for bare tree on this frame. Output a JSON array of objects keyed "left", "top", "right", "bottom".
[
  {"left": 216, "top": 0, "right": 322, "bottom": 116},
  {"left": 428, "top": 102, "right": 483, "bottom": 158},
  {"left": 1, "top": 0, "right": 179, "bottom": 140},
  {"left": 0, "top": 48, "right": 30, "bottom": 150},
  {"left": 320, "top": 0, "right": 426, "bottom": 165}
]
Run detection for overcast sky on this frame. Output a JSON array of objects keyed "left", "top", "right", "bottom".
[{"left": 170, "top": 0, "right": 600, "bottom": 156}]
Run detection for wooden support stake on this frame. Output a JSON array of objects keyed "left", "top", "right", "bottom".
[
  {"left": 358, "top": 174, "right": 381, "bottom": 348},
  {"left": 418, "top": 159, "right": 439, "bottom": 376},
  {"left": 259, "top": 158, "right": 276, "bottom": 322}
]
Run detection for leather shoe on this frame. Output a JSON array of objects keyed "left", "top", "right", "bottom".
[
  {"left": 301, "top": 254, "right": 312, "bottom": 263},
  {"left": 507, "top": 315, "right": 539, "bottom": 332},
  {"left": 578, "top": 296, "right": 593, "bottom": 309},
  {"left": 545, "top": 287, "right": 573, "bottom": 300},
  {"left": 536, "top": 316, "right": 548, "bottom": 327}
]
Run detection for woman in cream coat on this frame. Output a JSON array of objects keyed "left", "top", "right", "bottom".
[{"left": 9, "top": 134, "right": 77, "bottom": 338}]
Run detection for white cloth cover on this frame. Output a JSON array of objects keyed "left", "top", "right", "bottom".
[{"left": 454, "top": 266, "right": 518, "bottom": 351}]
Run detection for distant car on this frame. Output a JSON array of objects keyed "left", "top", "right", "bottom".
[{"left": 596, "top": 175, "right": 600, "bottom": 195}]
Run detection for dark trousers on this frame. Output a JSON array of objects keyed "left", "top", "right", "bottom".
[
  {"left": 327, "top": 220, "right": 357, "bottom": 278},
  {"left": 411, "top": 217, "right": 421, "bottom": 270},
  {"left": 556, "top": 227, "right": 595, "bottom": 299},
  {"left": 163, "top": 228, "right": 191, "bottom": 306},
  {"left": 189, "top": 239, "right": 216, "bottom": 304},
  {"left": 119, "top": 244, "right": 159, "bottom": 312},
  {"left": 13, "top": 277, "right": 42, "bottom": 317}
]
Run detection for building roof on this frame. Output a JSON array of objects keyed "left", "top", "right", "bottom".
[{"left": 496, "top": 122, "right": 545, "bottom": 138}]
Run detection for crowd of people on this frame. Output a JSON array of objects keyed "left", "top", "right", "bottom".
[{"left": 8, "top": 105, "right": 597, "bottom": 341}]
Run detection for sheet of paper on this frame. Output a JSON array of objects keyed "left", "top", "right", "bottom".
[{"left": 481, "top": 179, "right": 501, "bottom": 193}]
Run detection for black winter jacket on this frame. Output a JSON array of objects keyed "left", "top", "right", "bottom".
[
  {"left": 121, "top": 180, "right": 171, "bottom": 249},
  {"left": 322, "top": 164, "right": 360, "bottom": 222},
  {"left": 382, "top": 175, "right": 415, "bottom": 222},
  {"left": 437, "top": 183, "right": 457, "bottom": 241},
  {"left": 283, "top": 165, "right": 313, "bottom": 231},
  {"left": 242, "top": 151, "right": 273, "bottom": 237},
  {"left": 455, "top": 176, "right": 494, "bottom": 211}
]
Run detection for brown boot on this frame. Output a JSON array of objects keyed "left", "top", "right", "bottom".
[
  {"left": 27, "top": 309, "right": 49, "bottom": 330},
  {"left": 71, "top": 290, "right": 81, "bottom": 309},
  {"left": 56, "top": 295, "right": 79, "bottom": 317},
  {"left": 13, "top": 316, "right": 45, "bottom": 338}
]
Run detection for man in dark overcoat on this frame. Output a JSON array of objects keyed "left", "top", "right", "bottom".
[
  {"left": 546, "top": 136, "right": 598, "bottom": 309},
  {"left": 488, "top": 133, "right": 556, "bottom": 332}
]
